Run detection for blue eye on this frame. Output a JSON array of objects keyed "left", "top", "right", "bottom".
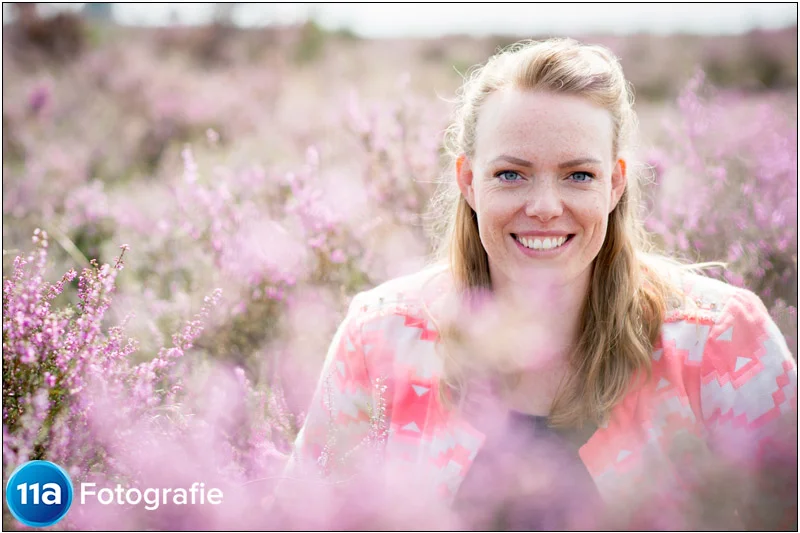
[
  {"left": 496, "top": 170, "right": 522, "bottom": 182},
  {"left": 570, "top": 172, "right": 594, "bottom": 183}
]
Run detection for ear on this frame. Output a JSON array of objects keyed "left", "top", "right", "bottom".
[
  {"left": 456, "top": 154, "right": 476, "bottom": 210},
  {"left": 609, "top": 157, "right": 627, "bottom": 213}
]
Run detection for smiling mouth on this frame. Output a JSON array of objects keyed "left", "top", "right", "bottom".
[{"left": 512, "top": 233, "right": 575, "bottom": 251}]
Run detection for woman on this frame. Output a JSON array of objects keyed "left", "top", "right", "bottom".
[{"left": 280, "top": 38, "right": 797, "bottom": 530}]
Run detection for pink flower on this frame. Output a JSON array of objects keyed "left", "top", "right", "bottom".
[{"left": 330, "top": 249, "right": 347, "bottom": 264}]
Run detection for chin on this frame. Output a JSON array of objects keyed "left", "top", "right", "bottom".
[{"left": 512, "top": 265, "right": 569, "bottom": 286}]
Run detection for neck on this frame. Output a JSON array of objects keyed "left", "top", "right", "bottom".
[
  {"left": 486, "top": 266, "right": 593, "bottom": 416},
  {"left": 492, "top": 266, "right": 591, "bottom": 351}
]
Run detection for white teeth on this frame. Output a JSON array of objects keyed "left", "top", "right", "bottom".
[{"left": 516, "top": 235, "right": 568, "bottom": 251}]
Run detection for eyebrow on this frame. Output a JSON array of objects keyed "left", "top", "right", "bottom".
[
  {"left": 488, "top": 155, "right": 603, "bottom": 169},
  {"left": 557, "top": 157, "right": 603, "bottom": 169},
  {"left": 489, "top": 155, "right": 534, "bottom": 168}
]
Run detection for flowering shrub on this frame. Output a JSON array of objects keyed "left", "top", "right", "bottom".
[
  {"left": 2, "top": 22, "right": 796, "bottom": 531},
  {"left": 645, "top": 71, "right": 797, "bottom": 353},
  {"left": 2, "top": 232, "right": 299, "bottom": 530}
]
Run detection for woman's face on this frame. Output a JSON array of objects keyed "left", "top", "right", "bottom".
[{"left": 456, "top": 88, "right": 627, "bottom": 294}]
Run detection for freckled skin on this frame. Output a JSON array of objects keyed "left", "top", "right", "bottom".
[{"left": 456, "top": 89, "right": 627, "bottom": 300}]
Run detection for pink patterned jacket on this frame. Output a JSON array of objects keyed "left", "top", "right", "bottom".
[{"left": 289, "top": 264, "right": 797, "bottom": 527}]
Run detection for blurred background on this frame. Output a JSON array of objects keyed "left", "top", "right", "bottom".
[
  {"left": 2, "top": 3, "right": 797, "bottom": 530},
  {"left": 3, "top": 3, "right": 798, "bottom": 35}
]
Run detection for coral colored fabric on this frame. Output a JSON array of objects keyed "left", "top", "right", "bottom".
[{"left": 289, "top": 264, "right": 798, "bottom": 527}]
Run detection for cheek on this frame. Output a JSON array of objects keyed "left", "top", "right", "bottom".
[
  {"left": 572, "top": 193, "right": 608, "bottom": 229},
  {"left": 477, "top": 195, "right": 518, "bottom": 236},
  {"left": 577, "top": 201, "right": 611, "bottom": 254}
]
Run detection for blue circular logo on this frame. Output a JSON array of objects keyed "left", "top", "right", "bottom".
[{"left": 5, "top": 460, "right": 73, "bottom": 527}]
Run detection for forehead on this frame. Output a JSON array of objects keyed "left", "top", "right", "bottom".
[{"left": 474, "top": 88, "right": 614, "bottom": 163}]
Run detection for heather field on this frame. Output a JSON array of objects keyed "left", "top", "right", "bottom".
[{"left": 2, "top": 16, "right": 798, "bottom": 530}]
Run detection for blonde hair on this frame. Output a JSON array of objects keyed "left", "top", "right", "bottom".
[{"left": 425, "top": 38, "right": 716, "bottom": 428}]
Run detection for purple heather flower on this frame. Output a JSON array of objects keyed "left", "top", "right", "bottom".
[{"left": 28, "top": 84, "right": 50, "bottom": 115}]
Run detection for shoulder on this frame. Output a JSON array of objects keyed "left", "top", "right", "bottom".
[
  {"left": 661, "top": 268, "right": 782, "bottom": 337},
  {"left": 648, "top": 269, "right": 737, "bottom": 372},
  {"left": 664, "top": 268, "right": 743, "bottom": 323},
  {"left": 686, "top": 272, "right": 795, "bottom": 381},
  {"left": 658, "top": 268, "right": 781, "bottom": 352},
  {"left": 648, "top": 269, "right": 796, "bottom": 429},
  {"left": 341, "top": 264, "right": 451, "bottom": 379},
  {"left": 346, "top": 263, "right": 452, "bottom": 327},
  {"left": 656, "top": 268, "right": 795, "bottom": 391}
]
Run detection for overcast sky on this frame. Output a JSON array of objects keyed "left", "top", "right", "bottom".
[{"left": 6, "top": 3, "right": 798, "bottom": 38}]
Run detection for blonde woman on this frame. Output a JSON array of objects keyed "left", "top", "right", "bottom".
[{"left": 282, "top": 38, "right": 797, "bottom": 530}]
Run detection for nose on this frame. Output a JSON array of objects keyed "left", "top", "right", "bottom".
[{"left": 524, "top": 180, "right": 563, "bottom": 221}]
